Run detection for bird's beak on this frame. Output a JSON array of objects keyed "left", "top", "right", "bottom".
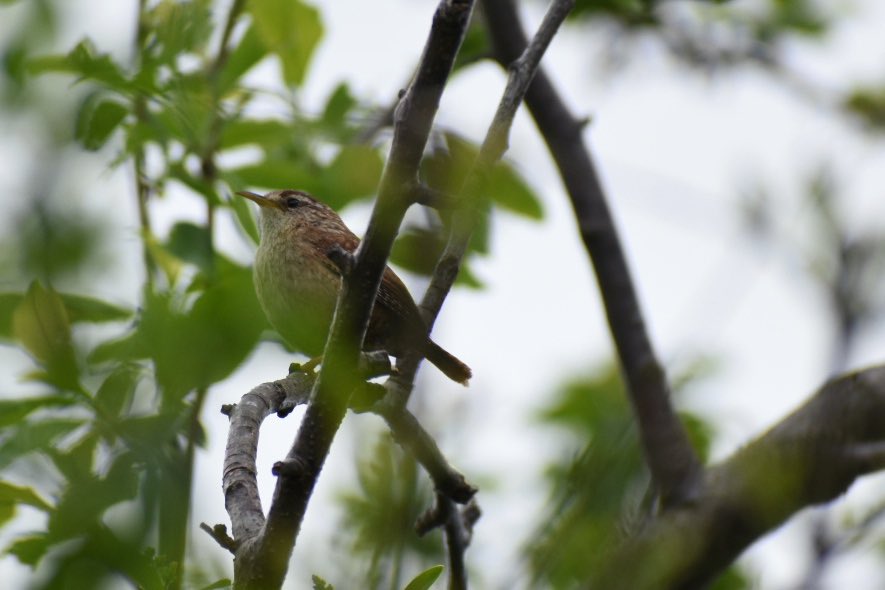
[{"left": 236, "top": 191, "right": 283, "bottom": 210}]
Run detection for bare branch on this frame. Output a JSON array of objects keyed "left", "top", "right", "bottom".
[
  {"left": 372, "top": 401, "right": 477, "bottom": 504},
  {"left": 388, "top": 0, "right": 575, "bottom": 402},
  {"left": 223, "top": 372, "right": 314, "bottom": 545},
  {"left": 410, "top": 181, "right": 461, "bottom": 210},
  {"left": 481, "top": 0, "right": 701, "bottom": 506},
  {"left": 415, "top": 493, "right": 481, "bottom": 590}
]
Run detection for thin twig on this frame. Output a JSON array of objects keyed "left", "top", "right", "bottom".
[
  {"left": 386, "top": 0, "right": 575, "bottom": 406},
  {"left": 200, "top": 522, "right": 238, "bottom": 554},
  {"left": 482, "top": 0, "right": 702, "bottom": 506},
  {"left": 383, "top": 4, "right": 575, "bottom": 588},
  {"left": 372, "top": 401, "right": 477, "bottom": 503},
  {"left": 133, "top": 0, "right": 155, "bottom": 293}
]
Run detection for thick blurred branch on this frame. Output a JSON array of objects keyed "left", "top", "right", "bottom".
[
  {"left": 481, "top": 0, "right": 701, "bottom": 506},
  {"left": 589, "top": 366, "right": 885, "bottom": 589}
]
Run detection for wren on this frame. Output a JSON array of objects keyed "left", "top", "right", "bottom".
[{"left": 237, "top": 189, "right": 472, "bottom": 385}]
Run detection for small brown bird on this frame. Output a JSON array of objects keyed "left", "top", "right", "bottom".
[{"left": 237, "top": 189, "right": 472, "bottom": 385}]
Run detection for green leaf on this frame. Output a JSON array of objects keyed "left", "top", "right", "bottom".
[
  {"left": 59, "top": 293, "right": 131, "bottom": 324},
  {"left": 145, "top": 0, "right": 214, "bottom": 62},
  {"left": 453, "top": 21, "right": 489, "bottom": 72},
  {"left": 228, "top": 192, "right": 260, "bottom": 245},
  {"left": 165, "top": 222, "right": 214, "bottom": 274},
  {"left": 133, "top": 260, "right": 267, "bottom": 400},
  {"left": 0, "top": 481, "right": 52, "bottom": 513},
  {"left": 312, "top": 575, "right": 334, "bottom": 590},
  {"left": 94, "top": 365, "right": 140, "bottom": 418},
  {"left": 403, "top": 565, "right": 444, "bottom": 590},
  {"left": 487, "top": 162, "right": 543, "bottom": 220},
  {"left": 0, "top": 481, "right": 51, "bottom": 532},
  {"left": 198, "top": 580, "right": 233, "bottom": 590},
  {"left": 321, "top": 83, "right": 356, "bottom": 127},
  {"left": 168, "top": 162, "right": 219, "bottom": 203},
  {"left": 0, "top": 291, "right": 129, "bottom": 339},
  {"left": 29, "top": 39, "right": 130, "bottom": 91},
  {"left": 0, "top": 293, "right": 22, "bottom": 338},
  {"left": 391, "top": 228, "right": 445, "bottom": 278},
  {"left": 88, "top": 331, "right": 143, "bottom": 366},
  {"left": 6, "top": 534, "right": 50, "bottom": 567},
  {"left": 226, "top": 160, "right": 314, "bottom": 190},
  {"left": 0, "top": 396, "right": 75, "bottom": 428},
  {"left": 844, "top": 86, "right": 885, "bottom": 131},
  {"left": 219, "top": 118, "right": 293, "bottom": 150},
  {"left": 49, "top": 453, "right": 139, "bottom": 541},
  {"left": 0, "top": 419, "right": 84, "bottom": 470},
  {"left": 320, "top": 145, "right": 383, "bottom": 209},
  {"left": 249, "top": 0, "right": 323, "bottom": 86},
  {"left": 217, "top": 25, "right": 268, "bottom": 93},
  {"left": 75, "top": 95, "right": 128, "bottom": 151},
  {"left": 12, "top": 282, "right": 79, "bottom": 388},
  {"left": 423, "top": 132, "right": 542, "bottom": 220}
]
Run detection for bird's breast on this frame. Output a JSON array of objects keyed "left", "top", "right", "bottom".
[{"left": 252, "top": 240, "right": 340, "bottom": 354}]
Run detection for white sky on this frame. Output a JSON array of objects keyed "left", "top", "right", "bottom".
[{"left": 2, "top": 0, "right": 885, "bottom": 588}]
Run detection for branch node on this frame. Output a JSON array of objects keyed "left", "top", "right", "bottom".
[
  {"left": 220, "top": 403, "right": 235, "bottom": 417},
  {"left": 462, "top": 499, "right": 481, "bottom": 532},
  {"left": 415, "top": 493, "right": 451, "bottom": 536},
  {"left": 349, "top": 382, "right": 388, "bottom": 413},
  {"left": 411, "top": 181, "right": 461, "bottom": 210},
  {"left": 272, "top": 457, "right": 308, "bottom": 478},
  {"left": 326, "top": 245, "right": 354, "bottom": 275},
  {"left": 199, "top": 522, "right": 238, "bottom": 554},
  {"left": 358, "top": 350, "right": 393, "bottom": 379}
]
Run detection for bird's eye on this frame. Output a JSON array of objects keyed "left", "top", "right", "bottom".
[{"left": 285, "top": 197, "right": 301, "bottom": 209}]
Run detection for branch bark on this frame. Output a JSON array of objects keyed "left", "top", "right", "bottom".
[
  {"left": 588, "top": 366, "right": 885, "bottom": 589},
  {"left": 481, "top": 0, "right": 701, "bottom": 506},
  {"left": 224, "top": 3, "right": 475, "bottom": 588}
]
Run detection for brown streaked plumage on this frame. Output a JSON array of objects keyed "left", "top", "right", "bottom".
[{"left": 237, "top": 189, "right": 472, "bottom": 385}]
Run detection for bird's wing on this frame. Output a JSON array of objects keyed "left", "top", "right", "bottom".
[
  {"left": 308, "top": 228, "right": 424, "bottom": 330},
  {"left": 307, "top": 226, "right": 360, "bottom": 277}
]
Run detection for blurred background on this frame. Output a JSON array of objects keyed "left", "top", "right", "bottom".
[{"left": 1, "top": 0, "right": 885, "bottom": 588}]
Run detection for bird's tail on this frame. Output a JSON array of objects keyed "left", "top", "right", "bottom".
[{"left": 424, "top": 339, "right": 472, "bottom": 385}]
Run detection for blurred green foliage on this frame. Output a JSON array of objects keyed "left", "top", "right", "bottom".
[
  {"left": 526, "top": 362, "right": 747, "bottom": 588},
  {"left": 0, "top": 0, "right": 542, "bottom": 586},
  {"left": 0, "top": 0, "right": 878, "bottom": 588},
  {"left": 334, "top": 433, "right": 444, "bottom": 590}
]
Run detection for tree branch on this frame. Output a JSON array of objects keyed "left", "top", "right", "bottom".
[
  {"left": 415, "top": 493, "right": 481, "bottom": 590},
  {"left": 229, "top": 6, "right": 476, "bottom": 586},
  {"left": 589, "top": 366, "right": 885, "bottom": 589},
  {"left": 481, "top": 0, "right": 701, "bottom": 506},
  {"left": 371, "top": 400, "right": 477, "bottom": 504},
  {"left": 378, "top": 5, "right": 575, "bottom": 587},
  {"left": 221, "top": 367, "right": 477, "bottom": 587},
  {"left": 390, "top": 0, "right": 575, "bottom": 402}
]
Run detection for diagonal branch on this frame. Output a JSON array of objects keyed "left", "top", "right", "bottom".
[
  {"left": 481, "top": 0, "right": 702, "bottom": 506},
  {"left": 391, "top": 0, "right": 576, "bottom": 401},
  {"left": 589, "top": 365, "right": 885, "bottom": 589},
  {"left": 229, "top": 3, "right": 476, "bottom": 587},
  {"left": 376, "top": 4, "right": 575, "bottom": 588}
]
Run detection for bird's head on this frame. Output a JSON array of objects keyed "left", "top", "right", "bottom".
[{"left": 236, "top": 189, "right": 337, "bottom": 238}]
